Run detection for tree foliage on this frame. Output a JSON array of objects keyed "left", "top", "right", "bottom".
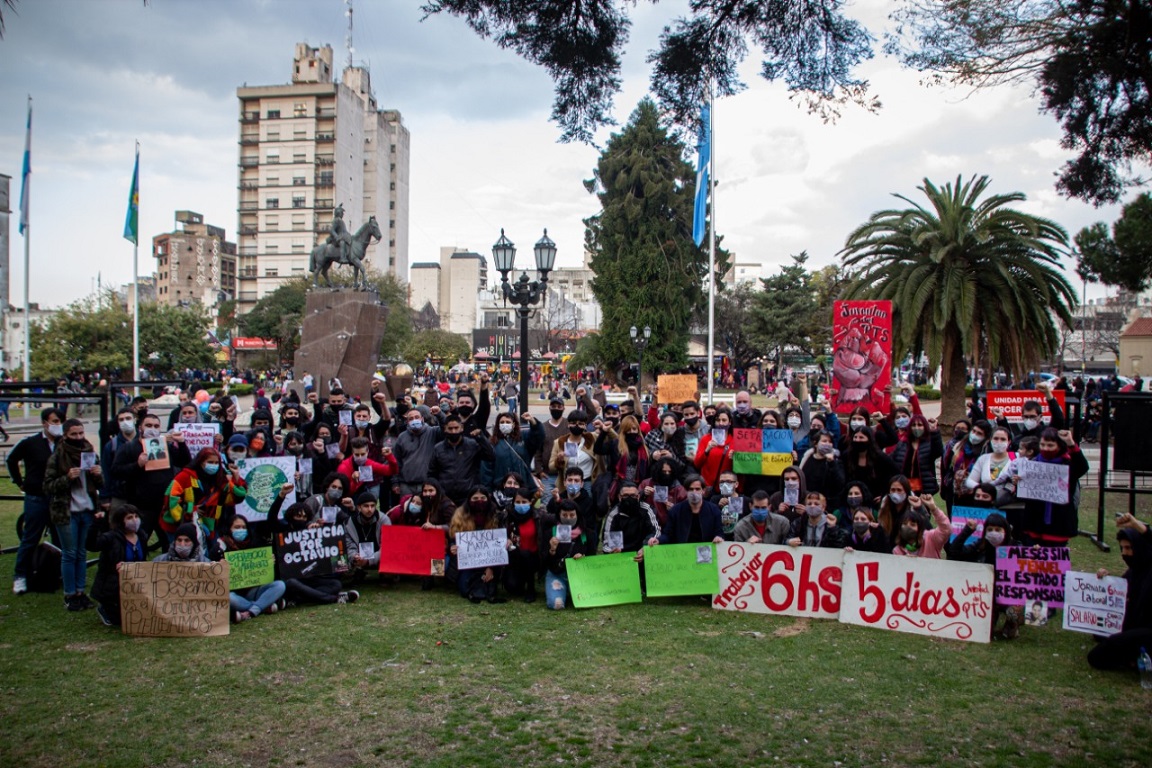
[
  {"left": 422, "top": 0, "right": 876, "bottom": 141},
  {"left": 584, "top": 99, "right": 729, "bottom": 381},
  {"left": 890, "top": 0, "right": 1152, "bottom": 204},
  {"left": 840, "top": 175, "right": 1077, "bottom": 424},
  {"left": 712, "top": 282, "right": 762, "bottom": 372},
  {"left": 749, "top": 252, "right": 819, "bottom": 364},
  {"left": 1075, "top": 192, "right": 1152, "bottom": 292},
  {"left": 402, "top": 328, "right": 471, "bottom": 367}
]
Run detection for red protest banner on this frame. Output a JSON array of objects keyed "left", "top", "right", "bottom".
[
  {"left": 985, "top": 390, "right": 1066, "bottom": 422},
  {"left": 378, "top": 526, "right": 447, "bottom": 576},
  {"left": 831, "top": 300, "right": 893, "bottom": 415}
]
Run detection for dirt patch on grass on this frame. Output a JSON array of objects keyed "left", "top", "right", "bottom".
[
  {"left": 773, "top": 618, "right": 811, "bottom": 637},
  {"left": 64, "top": 642, "right": 106, "bottom": 653}
]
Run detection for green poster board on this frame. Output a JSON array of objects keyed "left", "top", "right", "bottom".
[
  {"left": 643, "top": 543, "right": 719, "bottom": 597},
  {"left": 567, "top": 553, "right": 643, "bottom": 608},
  {"left": 225, "top": 546, "right": 276, "bottom": 591}
]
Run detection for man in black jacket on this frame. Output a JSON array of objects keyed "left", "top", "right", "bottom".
[
  {"left": 8, "top": 407, "right": 65, "bottom": 594},
  {"left": 428, "top": 415, "right": 494, "bottom": 506}
]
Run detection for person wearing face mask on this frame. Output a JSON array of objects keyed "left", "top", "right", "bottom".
[
  {"left": 730, "top": 391, "right": 763, "bottom": 430},
  {"left": 639, "top": 456, "right": 688, "bottom": 527},
  {"left": 780, "top": 373, "right": 811, "bottom": 442},
  {"left": 948, "top": 510, "right": 1014, "bottom": 565},
  {"left": 541, "top": 500, "right": 593, "bottom": 610},
  {"left": 548, "top": 410, "right": 601, "bottom": 490},
  {"left": 429, "top": 415, "right": 495, "bottom": 506},
  {"left": 595, "top": 414, "right": 651, "bottom": 505},
  {"left": 1013, "top": 427, "right": 1089, "bottom": 546},
  {"left": 991, "top": 381, "right": 1065, "bottom": 450},
  {"left": 546, "top": 468, "right": 599, "bottom": 550},
  {"left": 679, "top": 401, "right": 709, "bottom": 460},
  {"left": 833, "top": 480, "right": 877, "bottom": 528},
  {"left": 215, "top": 513, "right": 287, "bottom": 623},
  {"left": 482, "top": 413, "right": 544, "bottom": 491},
  {"left": 153, "top": 522, "right": 208, "bottom": 563},
  {"left": 890, "top": 494, "right": 951, "bottom": 559},
  {"left": 732, "top": 490, "right": 791, "bottom": 544},
  {"left": 1087, "top": 515, "right": 1152, "bottom": 670},
  {"left": 8, "top": 407, "right": 68, "bottom": 594},
  {"left": 964, "top": 427, "right": 1018, "bottom": 506},
  {"left": 799, "top": 430, "right": 846, "bottom": 504},
  {"left": 43, "top": 418, "right": 103, "bottom": 611},
  {"left": 945, "top": 419, "right": 993, "bottom": 511},
  {"left": 785, "top": 492, "right": 848, "bottom": 548},
  {"left": 166, "top": 401, "right": 204, "bottom": 431},
  {"left": 341, "top": 493, "right": 392, "bottom": 585},
  {"left": 840, "top": 426, "right": 901, "bottom": 505},
  {"left": 99, "top": 407, "right": 138, "bottom": 516},
  {"left": 86, "top": 504, "right": 147, "bottom": 626},
  {"left": 278, "top": 402, "right": 314, "bottom": 439},
  {"left": 448, "top": 486, "right": 506, "bottom": 603},
  {"left": 888, "top": 414, "right": 943, "bottom": 497},
  {"left": 392, "top": 408, "right": 445, "bottom": 499},
  {"left": 163, "top": 447, "right": 248, "bottom": 539},
  {"left": 692, "top": 411, "right": 735, "bottom": 492},
  {"left": 336, "top": 436, "right": 399, "bottom": 499},
  {"left": 650, "top": 475, "right": 724, "bottom": 547},
  {"left": 343, "top": 403, "right": 391, "bottom": 462},
  {"left": 452, "top": 376, "right": 492, "bottom": 437},
  {"left": 503, "top": 487, "right": 542, "bottom": 602},
  {"left": 768, "top": 466, "right": 809, "bottom": 521},
  {"left": 708, "top": 470, "right": 749, "bottom": 540},
  {"left": 794, "top": 410, "right": 842, "bottom": 456},
  {"left": 601, "top": 481, "right": 660, "bottom": 554},
  {"left": 275, "top": 499, "right": 359, "bottom": 606},
  {"left": 842, "top": 507, "right": 890, "bottom": 554},
  {"left": 113, "top": 412, "right": 192, "bottom": 553},
  {"left": 244, "top": 427, "right": 274, "bottom": 459},
  {"left": 224, "top": 433, "right": 250, "bottom": 468},
  {"left": 645, "top": 412, "right": 688, "bottom": 463},
  {"left": 534, "top": 396, "right": 571, "bottom": 496},
  {"left": 876, "top": 476, "right": 916, "bottom": 540}
]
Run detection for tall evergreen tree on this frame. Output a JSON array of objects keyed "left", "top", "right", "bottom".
[{"left": 584, "top": 99, "right": 729, "bottom": 381}]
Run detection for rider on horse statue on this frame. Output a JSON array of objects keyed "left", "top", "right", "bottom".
[{"left": 327, "top": 203, "right": 353, "bottom": 266}]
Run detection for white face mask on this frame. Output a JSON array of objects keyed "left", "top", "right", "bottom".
[
  {"left": 499, "top": 422, "right": 514, "bottom": 436},
  {"left": 985, "top": 530, "right": 1006, "bottom": 546},
  {"left": 991, "top": 440, "right": 1010, "bottom": 453},
  {"left": 1022, "top": 418, "right": 1039, "bottom": 431},
  {"left": 787, "top": 417, "right": 801, "bottom": 429},
  {"left": 143, "top": 428, "right": 162, "bottom": 439},
  {"left": 47, "top": 424, "right": 63, "bottom": 437}
]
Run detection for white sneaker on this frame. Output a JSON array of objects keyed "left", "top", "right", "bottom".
[{"left": 12, "top": 577, "right": 27, "bottom": 595}]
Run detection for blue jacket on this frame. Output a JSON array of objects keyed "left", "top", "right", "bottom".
[{"left": 658, "top": 500, "right": 724, "bottom": 544}]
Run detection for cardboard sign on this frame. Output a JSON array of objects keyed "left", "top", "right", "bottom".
[
  {"left": 1016, "top": 461, "right": 1070, "bottom": 504},
  {"left": 831, "top": 300, "right": 893, "bottom": 415},
  {"left": 236, "top": 456, "right": 297, "bottom": 522},
  {"left": 119, "top": 561, "right": 230, "bottom": 637},
  {"left": 949, "top": 506, "right": 997, "bottom": 543},
  {"left": 1062, "top": 571, "right": 1128, "bottom": 636},
  {"left": 224, "top": 546, "right": 276, "bottom": 591},
  {"left": 839, "top": 552, "right": 994, "bottom": 643},
  {"left": 143, "top": 436, "right": 171, "bottom": 471},
  {"left": 455, "top": 529, "right": 509, "bottom": 570},
  {"left": 567, "top": 553, "right": 643, "bottom": 608},
  {"left": 378, "top": 526, "right": 446, "bottom": 576},
  {"left": 712, "top": 542, "right": 842, "bottom": 618},
  {"left": 985, "top": 390, "right": 1066, "bottom": 423},
  {"left": 657, "top": 374, "right": 697, "bottom": 405},
  {"left": 731, "top": 428, "right": 794, "bottom": 476},
  {"left": 643, "top": 543, "right": 719, "bottom": 597},
  {"left": 275, "top": 525, "right": 350, "bottom": 579},
  {"left": 174, "top": 422, "right": 220, "bottom": 455},
  {"left": 994, "top": 546, "right": 1071, "bottom": 607}
]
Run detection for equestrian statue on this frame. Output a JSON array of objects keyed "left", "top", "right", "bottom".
[{"left": 309, "top": 203, "right": 383, "bottom": 290}]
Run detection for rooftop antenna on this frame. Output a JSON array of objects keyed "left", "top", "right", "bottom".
[{"left": 344, "top": 0, "right": 355, "bottom": 70}]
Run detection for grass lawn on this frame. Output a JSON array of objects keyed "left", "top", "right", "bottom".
[{"left": 0, "top": 484, "right": 1149, "bottom": 768}]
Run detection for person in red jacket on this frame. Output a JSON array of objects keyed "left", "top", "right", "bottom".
[
  {"left": 336, "top": 436, "right": 398, "bottom": 498},
  {"left": 693, "top": 410, "right": 734, "bottom": 491}
]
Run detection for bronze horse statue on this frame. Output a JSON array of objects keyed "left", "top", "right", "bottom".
[{"left": 309, "top": 216, "right": 382, "bottom": 290}]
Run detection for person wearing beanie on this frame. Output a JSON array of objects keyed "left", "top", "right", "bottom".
[
  {"left": 225, "top": 434, "right": 248, "bottom": 467},
  {"left": 343, "top": 492, "right": 391, "bottom": 583},
  {"left": 153, "top": 522, "right": 207, "bottom": 562}
]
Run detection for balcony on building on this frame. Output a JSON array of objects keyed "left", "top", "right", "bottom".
[
  {"left": 240, "top": 156, "right": 259, "bottom": 167},
  {"left": 240, "top": 111, "right": 260, "bottom": 123},
  {"left": 316, "top": 132, "right": 335, "bottom": 143},
  {"left": 315, "top": 154, "right": 335, "bottom": 166},
  {"left": 238, "top": 201, "right": 258, "bottom": 211},
  {"left": 239, "top": 181, "right": 259, "bottom": 190},
  {"left": 240, "top": 135, "right": 259, "bottom": 146}
]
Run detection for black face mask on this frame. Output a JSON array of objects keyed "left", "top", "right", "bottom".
[
  {"left": 550, "top": 409, "right": 565, "bottom": 420},
  {"left": 285, "top": 417, "right": 299, "bottom": 426},
  {"left": 684, "top": 417, "right": 699, "bottom": 428},
  {"left": 446, "top": 433, "right": 462, "bottom": 444},
  {"left": 705, "top": 415, "right": 716, "bottom": 426},
  {"left": 625, "top": 434, "right": 642, "bottom": 447},
  {"left": 457, "top": 405, "right": 474, "bottom": 418},
  {"left": 1122, "top": 554, "right": 1136, "bottom": 568},
  {"left": 569, "top": 425, "right": 585, "bottom": 436},
  {"left": 619, "top": 497, "right": 639, "bottom": 512},
  {"left": 65, "top": 438, "right": 86, "bottom": 449}
]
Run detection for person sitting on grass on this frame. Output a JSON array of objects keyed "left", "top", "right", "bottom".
[
  {"left": 891, "top": 494, "right": 951, "bottom": 559},
  {"left": 448, "top": 486, "right": 506, "bottom": 604},
  {"left": 1087, "top": 514, "right": 1152, "bottom": 671},
  {"left": 504, "top": 486, "right": 541, "bottom": 603},
  {"left": 273, "top": 493, "right": 358, "bottom": 606},
  {"left": 649, "top": 475, "right": 725, "bottom": 547},
  {"left": 786, "top": 492, "right": 848, "bottom": 548},
  {"left": 542, "top": 500, "right": 591, "bottom": 610},
  {"left": 732, "top": 490, "right": 791, "bottom": 545},
  {"left": 843, "top": 507, "right": 890, "bottom": 554},
  {"left": 945, "top": 510, "right": 1021, "bottom": 639},
  {"left": 214, "top": 513, "right": 287, "bottom": 624},
  {"left": 546, "top": 467, "right": 598, "bottom": 550},
  {"left": 86, "top": 504, "right": 148, "bottom": 627},
  {"left": 153, "top": 522, "right": 207, "bottom": 563},
  {"left": 600, "top": 481, "right": 660, "bottom": 554},
  {"left": 710, "top": 470, "right": 750, "bottom": 541},
  {"left": 342, "top": 492, "right": 391, "bottom": 585}
]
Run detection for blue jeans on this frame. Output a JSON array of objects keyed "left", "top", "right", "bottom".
[
  {"left": 55, "top": 510, "right": 94, "bottom": 595},
  {"left": 506, "top": 397, "right": 518, "bottom": 414},
  {"left": 544, "top": 569, "right": 569, "bottom": 610},
  {"left": 13, "top": 495, "right": 53, "bottom": 579},
  {"left": 230, "top": 581, "right": 287, "bottom": 616}
]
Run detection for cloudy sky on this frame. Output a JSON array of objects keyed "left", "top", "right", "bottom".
[{"left": 0, "top": 0, "right": 1138, "bottom": 310}]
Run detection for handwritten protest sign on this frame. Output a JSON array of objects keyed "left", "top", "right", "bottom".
[
  {"left": 985, "top": 390, "right": 1066, "bottom": 423},
  {"left": 643, "top": 543, "right": 719, "bottom": 597},
  {"left": 1062, "top": 571, "right": 1128, "bottom": 636},
  {"left": 712, "top": 543, "right": 842, "bottom": 618},
  {"left": 949, "top": 506, "right": 997, "bottom": 543},
  {"left": 378, "top": 526, "right": 446, "bottom": 576},
  {"left": 567, "top": 553, "right": 643, "bottom": 608},
  {"left": 731, "top": 429, "right": 794, "bottom": 477},
  {"left": 831, "top": 300, "right": 892, "bottom": 415},
  {"left": 455, "top": 529, "right": 509, "bottom": 570},
  {"left": 174, "top": 422, "right": 220, "bottom": 455},
  {"left": 224, "top": 547, "right": 275, "bottom": 591},
  {"left": 839, "top": 552, "right": 994, "bottom": 643},
  {"left": 119, "top": 561, "right": 230, "bottom": 637},
  {"left": 236, "top": 456, "right": 296, "bottom": 522},
  {"left": 657, "top": 374, "right": 697, "bottom": 405},
  {"left": 275, "top": 525, "right": 350, "bottom": 580},
  {"left": 995, "top": 546, "right": 1071, "bottom": 607},
  {"left": 1016, "top": 461, "right": 1070, "bottom": 504}
]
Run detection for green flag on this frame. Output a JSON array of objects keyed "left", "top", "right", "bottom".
[{"left": 123, "top": 146, "right": 139, "bottom": 244}]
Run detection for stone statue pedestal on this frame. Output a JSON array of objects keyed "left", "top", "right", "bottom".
[{"left": 294, "top": 291, "right": 389, "bottom": 400}]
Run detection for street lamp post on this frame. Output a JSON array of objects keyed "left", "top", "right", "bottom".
[
  {"left": 629, "top": 324, "right": 651, "bottom": 392},
  {"left": 492, "top": 228, "right": 556, "bottom": 415}
]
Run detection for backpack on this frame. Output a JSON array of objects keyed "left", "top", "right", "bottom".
[{"left": 27, "top": 542, "right": 62, "bottom": 593}]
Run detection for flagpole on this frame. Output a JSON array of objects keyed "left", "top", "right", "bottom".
[
  {"left": 133, "top": 143, "right": 140, "bottom": 392},
  {"left": 706, "top": 81, "right": 716, "bottom": 404},
  {"left": 21, "top": 95, "right": 31, "bottom": 418}
]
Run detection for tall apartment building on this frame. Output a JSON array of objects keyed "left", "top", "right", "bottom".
[
  {"left": 235, "top": 43, "right": 410, "bottom": 313},
  {"left": 152, "top": 210, "right": 237, "bottom": 310}
]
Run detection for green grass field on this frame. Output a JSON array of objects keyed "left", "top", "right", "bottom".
[{"left": 0, "top": 485, "right": 1149, "bottom": 768}]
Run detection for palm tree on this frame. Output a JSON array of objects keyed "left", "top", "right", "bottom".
[{"left": 839, "top": 174, "right": 1077, "bottom": 427}]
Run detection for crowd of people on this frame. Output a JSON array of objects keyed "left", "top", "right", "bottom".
[{"left": 5, "top": 371, "right": 1149, "bottom": 671}]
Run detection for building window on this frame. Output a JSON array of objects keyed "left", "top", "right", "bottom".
[
  {"left": 266, "top": 152, "right": 280, "bottom": 164},
  {"left": 389, "top": 201, "right": 395, "bottom": 210},
  {"left": 293, "top": 153, "right": 307, "bottom": 163},
  {"left": 292, "top": 196, "right": 307, "bottom": 208},
  {"left": 293, "top": 176, "right": 307, "bottom": 186},
  {"left": 265, "top": 268, "right": 279, "bottom": 277},
  {"left": 266, "top": 198, "right": 279, "bottom": 209},
  {"left": 267, "top": 109, "right": 280, "bottom": 119},
  {"left": 266, "top": 244, "right": 279, "bottom": 253},
  {"left": 292, "top": 241, "right": 306, "bottom": 252},
  {"left": 389, "top": 239, "right": 395, "bottom": 247},
  {"left": 293, "top": 103, "right": 306, "bottom": 117},
  {"left": 389, "top": 219, "right": 395, "bottom": 229},
  {"left": 390, "top": 182, "right": 395, "bottom": 191},
  {"left": 390, "top": 144, "right": 396, "bottom": 153},
  {"left": 267, "top": 131, "right": 280, "bottom": 141}
]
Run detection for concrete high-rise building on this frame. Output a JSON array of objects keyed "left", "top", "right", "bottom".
[
  {"left": 408, "top": 261, "right": 441, "bottom": 317},
  {"left": 440, "top": 249, "right": 487, "bottom": 336},
  {"left": 152, "top": 210, "right": 237, "bottom": 312},
  {"left": 236, "top": 43, "right": 410, "bottom": 313}
]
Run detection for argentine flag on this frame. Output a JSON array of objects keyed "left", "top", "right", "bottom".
[
  {"left": 692, "top": 102, "right": 710, "bottom": 247},
  {"left": 18, "top": 98, "right": 30, "bottom": 236}
]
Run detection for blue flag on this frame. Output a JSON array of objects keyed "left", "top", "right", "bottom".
[
  {"left": 124, "top": 147, "right": 139, "bottom": 244},
  {"left": 692, "top": 103, "right": 710, "bottom": 247},
  {"left": 18, "top": 97, "right": 31, "bottom": 236}
]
